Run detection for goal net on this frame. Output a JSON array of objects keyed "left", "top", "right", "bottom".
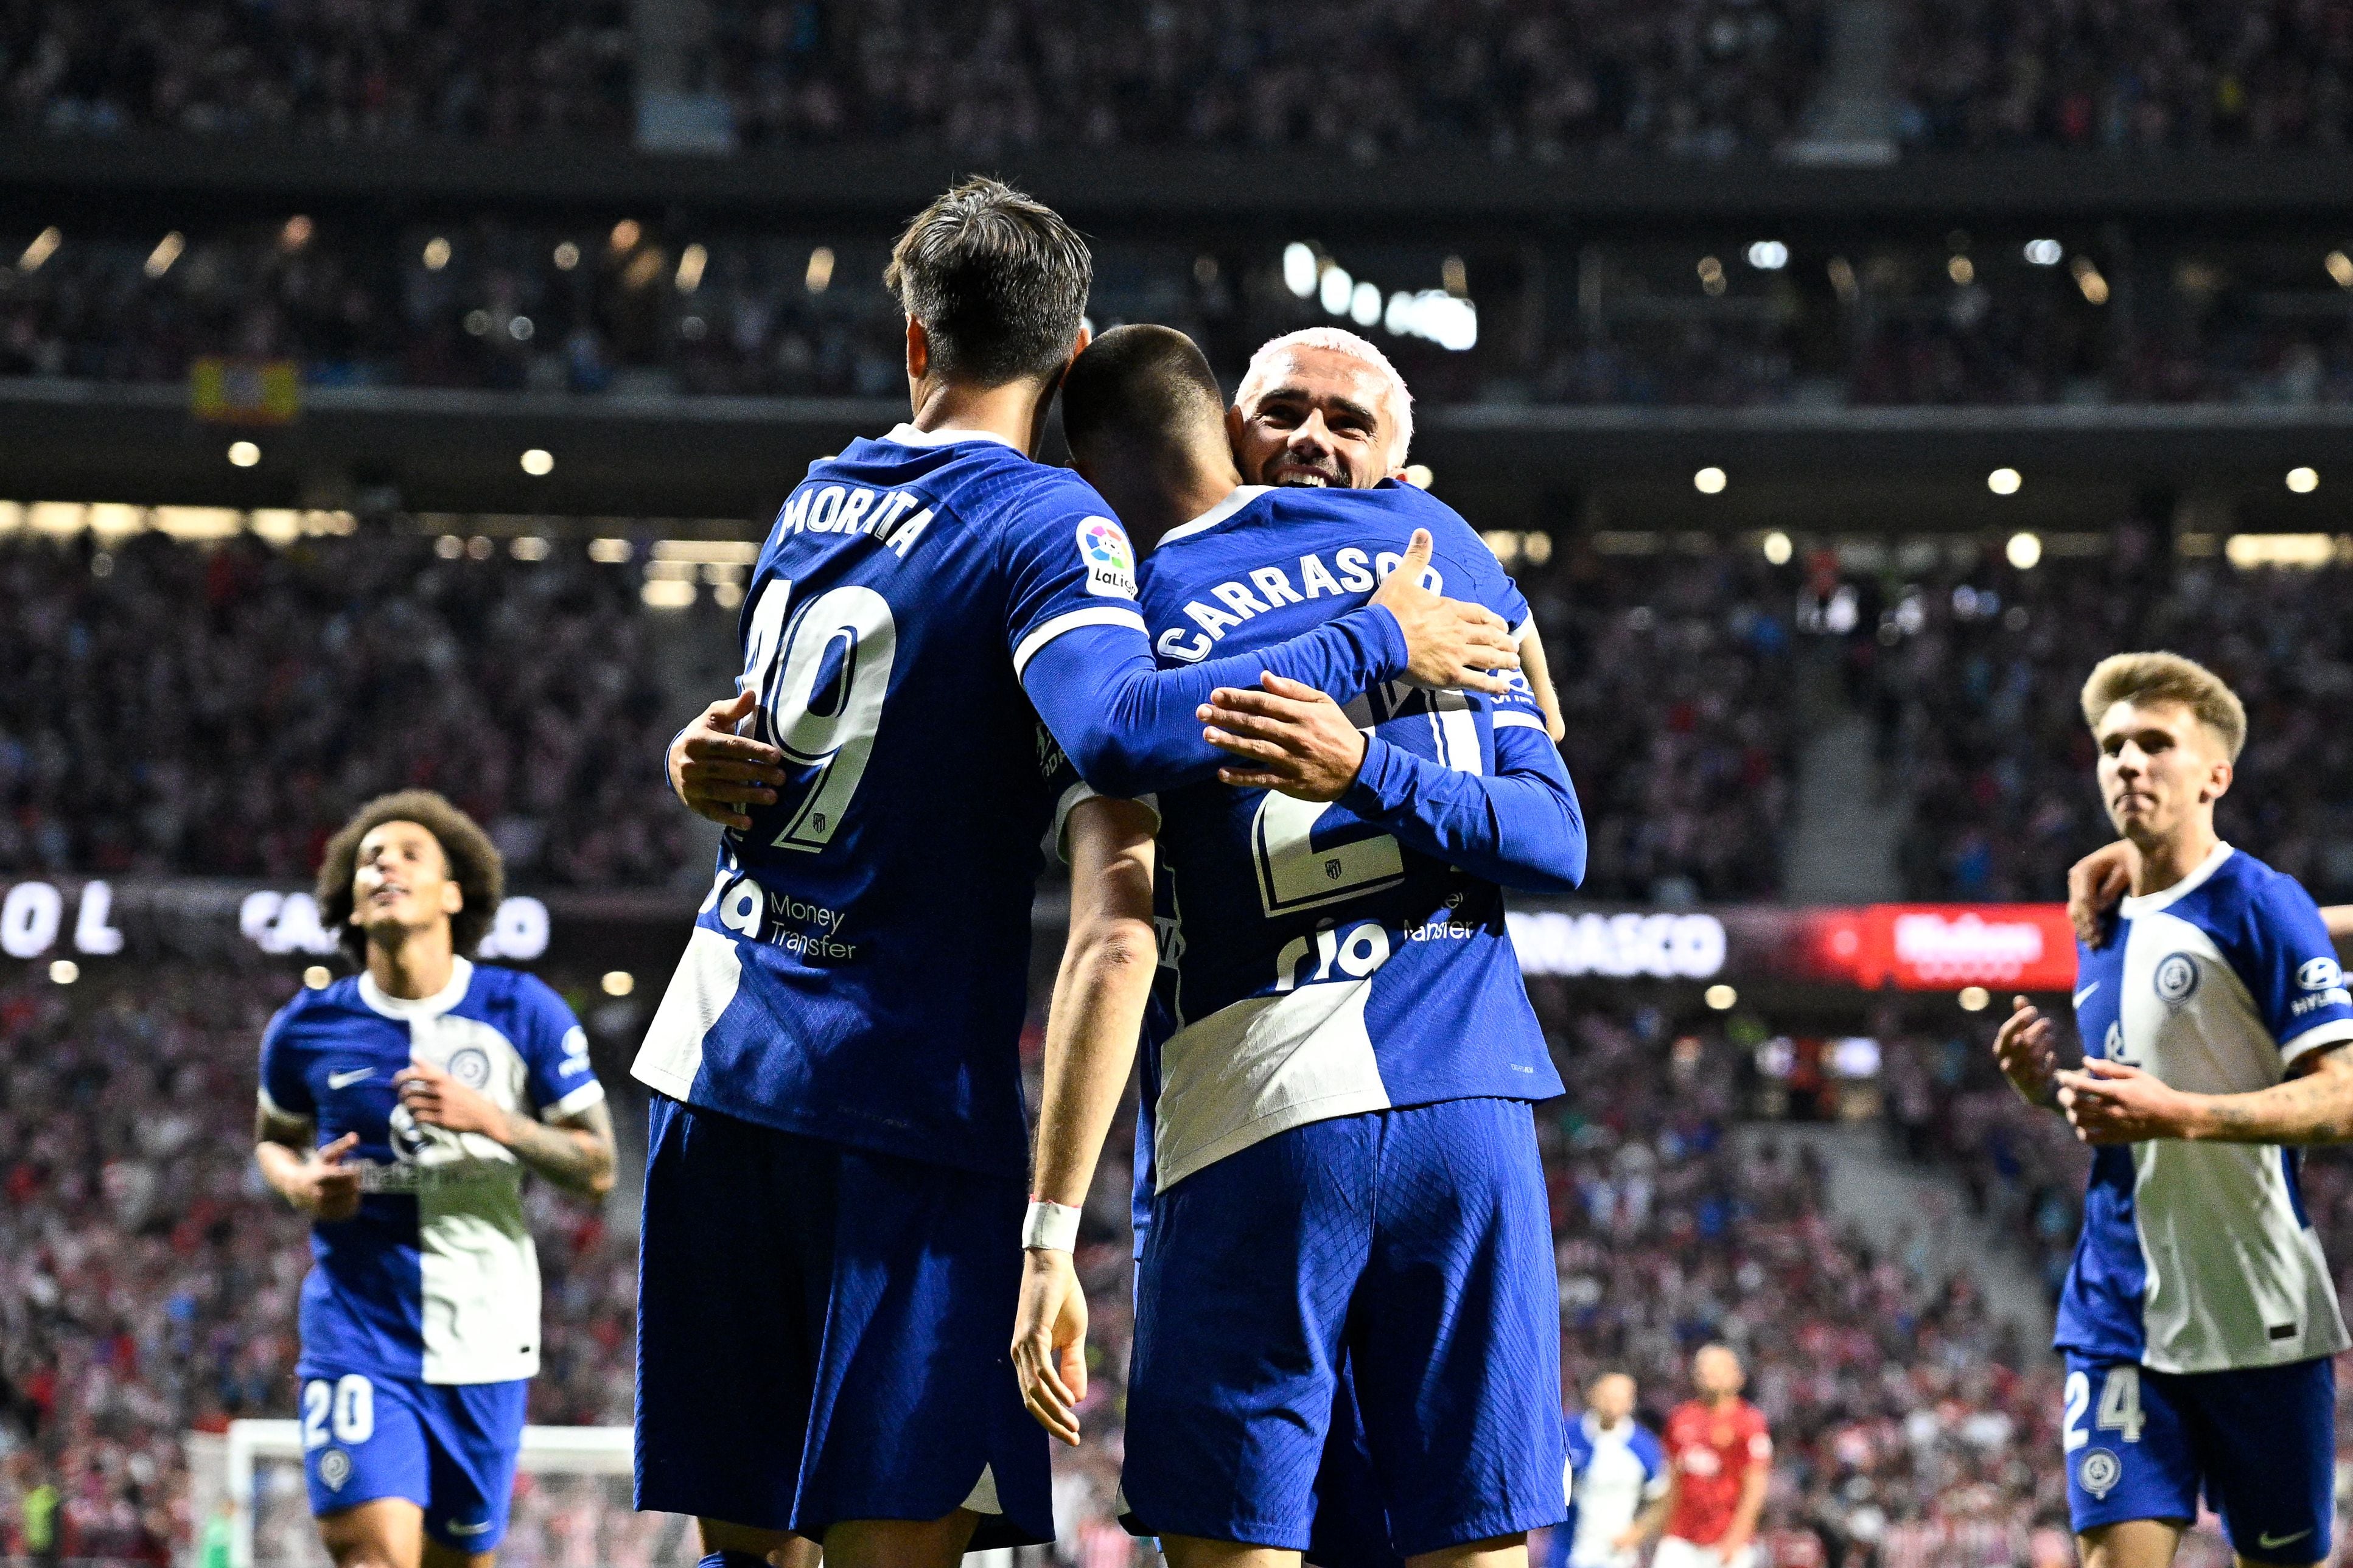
[{"left": 189, "top": 1422, "right": 691, "bottom": 1568}]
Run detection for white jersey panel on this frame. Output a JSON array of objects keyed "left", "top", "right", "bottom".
[{"left": 2118, "top": 908, "right": 2350, "bottom": 1371}]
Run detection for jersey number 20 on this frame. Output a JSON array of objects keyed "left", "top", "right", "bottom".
[{"left": 741, "top": 579, "right": 897, "bottom": 852}]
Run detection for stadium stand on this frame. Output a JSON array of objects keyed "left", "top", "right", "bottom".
[
  {"left": 0, "top": 531, "right": 694, "bottom": 885},
  {"left": 1897, "top": 0, "right": 2353, "bottom": 152}
]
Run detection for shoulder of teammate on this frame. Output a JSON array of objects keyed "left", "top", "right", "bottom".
[
  {"left": 1038, "top": 720, "right": 1159, "bottom": 866},
  {"left": 1364, "top": 480, "right": 1531, "bottom": 626},
  {"left": 991, "top": 464, "right": 1148, "bottom": 680},
  {"left": 2211, "top": 851, "right": 2353, "bottom": 1059},
  {"left": 476, "top": 965, "right": 603, "bottom": 1117},
  {"left": 1631, "top": 1423, "right": 1671, "bottom": 1484},
  {"left": 1564, "top": 1415, "right": 1596, "bottom": 1469}
]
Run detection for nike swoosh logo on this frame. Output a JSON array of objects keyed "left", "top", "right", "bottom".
[
  {"left": 446, "top": 1522, "right": 495, "bottom": 1537},
  {"left": 327, "top": 1068, "right": 375, "bottom": 1090},
  {"left": 2258, "top": 1531, "right": 2311, "bottom": 1550},
  {"left": 2074, "top": 982, "right": 2101, "bottom": 1006}
]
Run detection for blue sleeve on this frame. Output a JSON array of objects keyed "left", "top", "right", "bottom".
[
  {"left": 1005, "top": 474, "right": 1410, "bottom": 797},
  {"left": 1636, "top": 1427, "right": 1671, "bottom": 1495},
  {"left": 1023, "top": 615, "right": 1408, "bottom": 799},
  {"left": 509, "top": 975, "right": 604, "bottom": 1118},
  {"left": 259, "top": 1000, "right": 314, "bottom": 1119},
  {"left": 2229, "top": 873, "right": 2353, "bottom": 1064},
  {"left": 1339, "top": 718, "right": 1586, "bottom": 893}
]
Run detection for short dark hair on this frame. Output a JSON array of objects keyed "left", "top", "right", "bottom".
[
  {"left": 316, "top": 790, "right": 505, "bottom": 966},
  {"left": 1060, "top": 324, "right": 1228, "bottom": 462},
  {"left": 884, "top": 176, "right": 1092, "bottom": 387}
]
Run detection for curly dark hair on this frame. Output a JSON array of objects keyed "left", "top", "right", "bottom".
[{"left": 315, "top": 790, "right": 505, "bottom": 967}]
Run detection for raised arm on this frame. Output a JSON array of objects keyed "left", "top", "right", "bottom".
[
  {"left": 1198, "top": 673, "right": 1586, "bottom": 893},
  {"left": 1022, "top": 530, "right": 1521, "bottom": 800},
  {"left": 1012, "top": 795, "right": 1160, "bottom": 1445}
]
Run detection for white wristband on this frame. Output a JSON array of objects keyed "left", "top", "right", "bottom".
[{"left": 1022, "top": 1199, "right": 1081, "bottom": 1252}]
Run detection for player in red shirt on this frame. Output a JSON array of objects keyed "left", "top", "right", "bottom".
[{"left": 1642, "top": 1345, "right": 1772, "bottom": 1568}]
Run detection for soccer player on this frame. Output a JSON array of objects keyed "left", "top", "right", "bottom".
[
  {"left": 1551, "top": 1373, "right": 1669, "bottom": 1568},
  {"left": 254, "top": 790, "right": 614, "bottom": 1568},
  {"left": 1014, "top": 324, "right": 1586, "bottom": 1568},
  {"left": 1225, "top": 326, "right": 1565, "bottom": 744},
  {"left": 1993, "top": 652, "right": 2353, "bottom": 1568},
  {"left": 1643, "top": 1346, "right": 1770, "bottom": 1568},
  {"left": 637, "top": 180, "right": 1520, "bottom": 1568}
]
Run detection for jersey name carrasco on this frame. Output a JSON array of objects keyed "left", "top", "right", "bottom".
[
  {"left": 1126, "top": 483, "right": 1564, "bottom": 1190},
  {"left": 631, "top": 427, "right": 1141, "bottom": 1176},
  {"left": 259, "top": 959, "right": 602, "bottom": 1384},
  {"left": 2059, "top": 844, "right": 2353, "bottom": 1372}
]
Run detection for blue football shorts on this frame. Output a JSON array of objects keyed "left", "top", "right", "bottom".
[
  {"left": 633, "top": 1093, "right": 1051, "bottom": 1549},
  {"left": 2063, "top": 1351, "right": 2335, "bottom": 1563},
  {"left": 297, "top": 1367, "right": 526, "bottom": 1552}
]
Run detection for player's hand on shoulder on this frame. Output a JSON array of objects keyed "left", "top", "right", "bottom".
[
  {"left": 1012, "top": 1247, "right": 1089, "bottom": 1446},
  {"left": 1200, "top": 673, "right": 1366, "bottom": 802},
  {"left": 296, "top": 1132, "right": 365, "bottom": 1221},
  {"left": 1991, "top": 995, "right": 2059, "bottom": 1109},
  {"left": 393, "top": 1059, "right": 512, "bottom": 1143},
  {"left": 2066, "top": 841, "right": 2136, "bottom": 947},
  {"left": 2055, "top": 1058, "right": 2189, "bottom": 1143},
  {"left": 668, "top": 689, "right": 787, "bottom": 832},
  {"left": 1369, "top": 529, "right": 1520, "bottom": 695}
]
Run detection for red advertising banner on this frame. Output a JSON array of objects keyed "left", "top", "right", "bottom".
[{"left": 1812, "top": 904, "right": 2079, "bottom": 992}]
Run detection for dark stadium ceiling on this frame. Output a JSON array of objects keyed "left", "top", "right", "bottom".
[{"left": 7, "top": 139, "right": 2353, "bottom": 239}]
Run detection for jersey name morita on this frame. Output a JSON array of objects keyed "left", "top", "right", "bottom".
[
  {"left": 2060, "top": 843, "right": 2353, "bottom": 1373},
  {"left": 259, "top": 959, "right": 603, "bottom": 1385},
  {"left": 1107, "top": 483, "right": 1567, "bottom": 1192},
  {"left": 631, "top": 426, "right": 1148, "bottom": 1177}
]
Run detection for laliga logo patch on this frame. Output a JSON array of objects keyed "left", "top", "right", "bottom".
[
  {"left": 447, "top": 1046, "right": 492, "bottom": 1090},
  {"left": 319, "top": 1449, "right": 352, "bottom": 1491},
  {"left": 2153, "top": 953, "right": 2200, "bottom": 1005},
  {"left": 1077, "top": 517, "right": 1136, "bottom": 599},
  {"left": 2077, "top": 1447, "right": 2121, "bottom": 1499}
]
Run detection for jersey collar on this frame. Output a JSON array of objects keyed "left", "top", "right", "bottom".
[
  {"left": 2119, "top": 841, "right": 2234, "bottom": 918},
  {"left": 360, "top": 956, "right": 474, "bottom": 1021},
  {"left": 881, "top": 422, "right": 1019, "bottom": 451},
  {"left": 1158, "top": 484, "right": 1271, "bottom": 545}
]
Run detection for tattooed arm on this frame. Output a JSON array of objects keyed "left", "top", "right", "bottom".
[{"left": 2057, "top": 1044, "right": 2353, "bottom": 1145}]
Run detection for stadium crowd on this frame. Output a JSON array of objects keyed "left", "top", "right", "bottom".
[
  {"left": 0, "top": 531, "right": 697, "bottom": 887},
  {"left": 1898, "top": 0, "right": 2353, "bottom": 152}
]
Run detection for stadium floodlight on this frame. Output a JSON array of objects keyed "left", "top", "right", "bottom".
[
  {"left": 1746, "top": 240, "right": 1788, "bottom": 271},
  {"left": 49, "top": 959, "right": 77, "bottom": 984},
  {"left": 2006, "top": 531, "right": 2042, "bottom": 570},
  {"left": 2288, "top": 466, "right": 2320, "bottom": 493},
  {"left": 1320, "top": 263, "right": 1353, "bottom": 316},
  {"left": 2329, "top": 251, "right": 2353, "bottom": 290},
  {"left": 1282, "top": 243, "right": 1319, "bottom": 299},
  {"left": 1948, "top": 254, "right": 1976, "bottom": 285},
  {"left": 509, "top": 316, "right": 534, "bottom": 341},
  {"left": 1987, "top": 466, "right": 2022, "bottom": 495},
  {"left": 1705, "top": 983, "right": 1738, "bottom": 1010},
  {"left": 1403, "top": 464, "right": 1435, "bottom": 489},
  {"left": 1958, "top": 986, "right": 1991, "bottom": 1011},
  {"left": 1761, "top": 531, "right": 1792, "bottom": 565},
  {"left": 1694, "top": 466, "right": 1727, "bottom": 495},
  {"left": 422, "top": 236, "right": 450, "bottom": 271},
  {"left": 553, "top": 241, "right": 580, "bottom": 271},
  {"left": 144, "top": 232, "right": 184, "bottom": 279},
  {"left": 18, "top": 226, "right": 60, "bottom": 273},
  {"left": 2024, "top": 239, "right": 2063, "bottom": 266},
  {"left": 602, "top": 970, "right": 635, "bottom": 997},
  {"left": 520, "top": 448, "right": 554, "bottom": 476},
  {"left": 806, "top": 246, "right": 835, "bottom": 293},
  {"left": 610, "top": 218, "right": 641, "bottom": 252},
  {"left": 1384, "top": 289, "right": 1477, "bottom": 350},
  {"left": 303, "top": 966, "right": 331, "bottom": 989},
  {"left": 2072, "top": 256, "right": 2110, "bottom": 304},
  {"left": 227, "top": 441, "right": 261, "bottom": 469},
  {"left": 676, "top": 243, "right": 708, "bottom": 293},
  {"left": 1350, "top": 280, "right": 1382, "bottom": 327}
]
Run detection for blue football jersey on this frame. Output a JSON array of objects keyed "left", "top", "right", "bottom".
[
  {"left": 257, "top": 959, "right": 603, "bottom": 1385},
  {"left": 632, "top": 428, "right": 1412, "bottom": 1179},
  {"left": 2058, "top": 844, "right": 2353, "bottom": 1373},
  {"left": 1116, "top": 483, "right": 1567, "bottom": 1192},
  {"left": 1560, "top": 1413, "right": 1668, "bottom": 1568}
]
